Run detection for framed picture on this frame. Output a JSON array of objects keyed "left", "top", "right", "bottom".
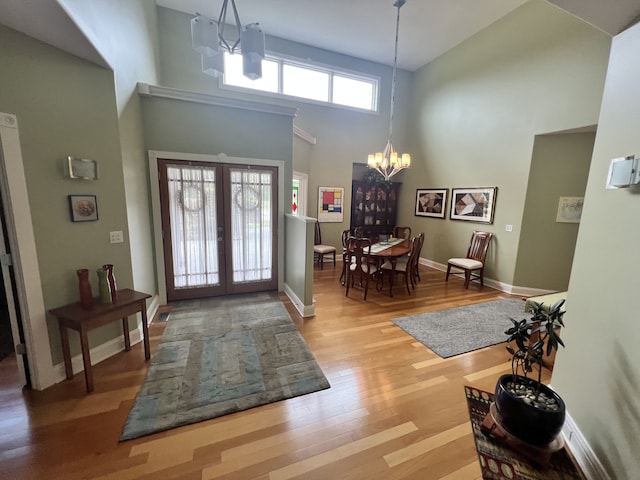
[
  {"left": 556, "top": 196, "right": 584, "bottom": 223},
  {"left": 415, "top": 188, "right": 448, "bottom": 218},
  {"left": 318, "top": 186, "right": 344, "bottom": 222},
  {"left": 68, "top": 195, "right": 98, "bottom": 222},
  {"left": 450, "top": 187, "right": 497, "bottom": 223}
]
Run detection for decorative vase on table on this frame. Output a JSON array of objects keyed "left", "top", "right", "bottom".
[
  {"left": 77, "top": 269, "right": 94, "bottom": 309},
  {"left": 96, "top": 267, "right": 112, "bottom": 304},
  {"left": 103, "top": 264, "right": 117, "bottom": 303}
]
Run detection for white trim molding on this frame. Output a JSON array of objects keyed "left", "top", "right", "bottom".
[
  {"left": 137, "top": 83, "right": 298, "bottom": 117},
  {"left": 293, "top": 125, "right": 317, "bottom": 145},
  {"left": 419, "top": 257, "right": 560, "bottom": 298},
  {"left": 562, "top": 411, "right": 612, "bottom": 479},
  {"left": 283, "top": 283, "right": 315, "bottom": 318}
]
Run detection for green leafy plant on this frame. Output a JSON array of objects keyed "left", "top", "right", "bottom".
[{"left": 505, "top": 299, "right": 566, "bottom": 391}]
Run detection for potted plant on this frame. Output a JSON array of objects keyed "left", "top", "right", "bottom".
[{"left": 493, "top": 299, "right": 567, "bottom": 446}]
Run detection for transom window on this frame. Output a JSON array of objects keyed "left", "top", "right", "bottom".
[{"left": 222, "top": 52, "right": 379, "bottom": 112}]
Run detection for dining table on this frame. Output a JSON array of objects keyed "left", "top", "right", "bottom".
[{"left": 367, "top": 237, "right": 412, "bottom": 297}]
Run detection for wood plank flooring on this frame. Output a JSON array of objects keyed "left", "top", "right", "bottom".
[{"left": 0, "top": 264, "right": 550, "bottom": 480}]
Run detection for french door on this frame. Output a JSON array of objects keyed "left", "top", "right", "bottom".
[{"left": 158, "top": 159, "right": 278, "bottom": 302}]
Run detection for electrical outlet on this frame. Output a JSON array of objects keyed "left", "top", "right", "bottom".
[
  {"left": 110, "top": 230, "right": 124, "bottom": 244},
  {"left": 505, "top": 224, "right": 513, "bottom": 232}
]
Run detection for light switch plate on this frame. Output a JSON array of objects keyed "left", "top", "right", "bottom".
[{"left": 110, "top": 231, "right": 124, "bottom": 244}]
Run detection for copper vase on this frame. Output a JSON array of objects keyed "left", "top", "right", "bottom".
[{"left": 77, "top": 269, "right": 93, "bottom": 309}]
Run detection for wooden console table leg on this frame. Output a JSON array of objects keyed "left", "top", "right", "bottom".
[
  {"left": 140, "top": 300, "right": 150, "bottom": 361},
  {"left": 121, "top": 317, "right": 131, "bottom": 352},
  {"left": 58, "top": 324, "right": 73, "bottom": 380},
  {"left": 79, "top": 329, "right": 94, "bottom": 393}
]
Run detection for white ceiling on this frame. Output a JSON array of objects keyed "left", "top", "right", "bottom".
[
  {"left": 0, "top": 1, "right": 639, "bottom": 72},
  {"left": 156, "top": 0, "right": 530, "bottom": 71}
]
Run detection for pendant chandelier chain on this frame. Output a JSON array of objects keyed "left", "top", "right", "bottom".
[{"left": 388, "top": 0, "right": 402, "bottom": 145}]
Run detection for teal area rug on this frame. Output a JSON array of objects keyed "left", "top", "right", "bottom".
[
  {"left": 392, "top": 298, "right": 526, "bottom": 358},
  {"left": 120, "top": 292, "right": 330, "bottom": 441}
]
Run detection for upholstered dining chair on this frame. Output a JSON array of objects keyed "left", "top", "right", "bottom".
[
  {"left": 410, "top": 232, "right": 425, "bottom": 286},
  {"left": 313, "top": 221, "right": 336, "bottom": 270},
  {"left": 393, "top": 226, "right": 412, "bottom": 240},
  {"left": 345, "top": 237, "right": 378, "bottom": 300},
  {"left": 446, "top": 230, "right": 493, "bottom": 289},
  {"left": 380, "top": 235, "right": 420, "bottom": 295}
]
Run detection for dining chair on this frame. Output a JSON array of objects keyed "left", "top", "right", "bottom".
[
  {"left": 446, "top": 231, "right": 493, "bottom": 288},
  {"left": 380, "top": 235, "right": 420, "bottom": 295},
  {"left": 410, "top": 232, "right": 425, "bottom": 286},
  {"left": 345, "top": 237, "right": 378, "bottom": 300},
  {"left": 313, "top": 221, "right": 336, "bottom": 270},
  {"left": 393, "top": 226, "right": 412, "bottom": 240},
  {"left": 340, "top": 229, "right": 351, "bottom": 285}
]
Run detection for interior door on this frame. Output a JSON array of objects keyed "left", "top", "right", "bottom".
[{"left": 158, "top": 159, "right": 277, "bottom": 302}]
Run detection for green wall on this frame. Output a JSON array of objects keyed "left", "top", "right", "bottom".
[
  {"left": 61, "top": 0, "right": 161, "bottom": 301},
  {"left": 0, "top": 25, "right": 132, "bottom": 364},
  {"left": 514, "top": 132, "right": 594, "bottom": 290},
  {"left": 552, "top": 21, "right": 640, "bottom": 479},
  {"left": 401, "top": 0, "right": 610, "bottom": 287}
]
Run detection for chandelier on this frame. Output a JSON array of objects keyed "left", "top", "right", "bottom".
[
  {"left": 367, "top": 0, "right": 411, "bottom": 181},
  {"left": 191, "top": 0, "right": 265, "bottom": 80}
]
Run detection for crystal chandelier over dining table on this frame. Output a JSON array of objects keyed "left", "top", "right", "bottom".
[{"left": 367, "top": 0, "right": 411, "bottom": 181}]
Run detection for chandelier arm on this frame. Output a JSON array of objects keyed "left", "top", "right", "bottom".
[{"left": 229, "top": 0, "right": 242, "bottom": 52}]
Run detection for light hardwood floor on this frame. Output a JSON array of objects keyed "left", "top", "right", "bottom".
[{"left": 0, "top": 263, "right": 550, "bottom": 480}]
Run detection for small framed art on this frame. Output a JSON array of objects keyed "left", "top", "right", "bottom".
[
  {"left": 318, "top": 186, "right": 344, "bottom": 222},
  {"left": 450, "top": 187, "right": 497, "bottom": 223},
  {"left": 556, "top": 196, "right": 583, "bottom": 223},
  {"left": 415, "top": 188, "right": 448, "bottom": 218},
  {"left": 69, "top": 195, "right": 98, "bottom": 222}
]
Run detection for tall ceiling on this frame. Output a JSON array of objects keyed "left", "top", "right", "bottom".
[{"left": 0, "top": 0, "right": 639, "bottom": 72}]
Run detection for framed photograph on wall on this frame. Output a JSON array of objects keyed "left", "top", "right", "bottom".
[
  {"left": 318, "top": 186, "right": 344, "bottom": 222},
  {"left": 415, "top": 188, "right": 448, "bottom": 218},
  {"left": 69, "top": 195, "right": 98, "bottom": 222},
  {"left": 556, "top": 196, "right": 584, "bottom": 223},
  {"left": 450, "top": 187, "right": 497, "bottom": 223}
]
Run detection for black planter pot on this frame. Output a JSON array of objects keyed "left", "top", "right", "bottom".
[{"left": 494, "top": 374, "right": 566, "bottom": 446}]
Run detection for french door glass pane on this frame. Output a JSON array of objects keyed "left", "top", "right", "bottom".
[
  {"left": 167, "top": 165, "right": 219, "bottom": 288},
  {"left": 230, "top": 168, "right": 273, "bottom": 283}
]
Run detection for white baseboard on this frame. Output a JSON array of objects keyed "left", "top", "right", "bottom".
[
  {"left": 562, "top": 411, "right": 612, "bottom": 479},
  {"left": 283, "top": 283, "right": 315, "bottom": 318},
  {"left": 418, "top": 258, "right": 558, "bottom": 297}
]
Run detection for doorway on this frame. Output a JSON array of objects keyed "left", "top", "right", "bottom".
[{"left": 157, "top": 158, "right": 278, "bottom": 302}]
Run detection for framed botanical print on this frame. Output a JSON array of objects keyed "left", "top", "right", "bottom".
[
  {"left": 450, "top": 187, "right": 497, "bottom": 223},
  {"left": 415, "top": 188, "right": 448, "bottom": 218}
]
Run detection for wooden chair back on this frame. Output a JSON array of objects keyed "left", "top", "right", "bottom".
[
  {"left": 467, "top": 231, "right": 493, "bottom": 262},
  {"left": 394, "top": 226, "right": 412, "bottom": 240}
]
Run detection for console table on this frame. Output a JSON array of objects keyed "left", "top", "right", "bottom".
[{"left": 49, "top": 289, "right": 152, "bottom": 393}]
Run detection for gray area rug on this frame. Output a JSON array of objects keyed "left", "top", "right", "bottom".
[
  {"left": 392, "top": 298, "right": 526, "bottom": 358},
  {"left": 120, "top": 292, "right": 330, "bottom": 441}
]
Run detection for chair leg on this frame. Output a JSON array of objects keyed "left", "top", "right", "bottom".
[
  {"left": 479, "top": 268, "right": 484, "bottom": 286},
  {"left": 333, "top": 252, "right": 336, "bottom": 266},
  {"left": 446, "top": 264, "right": 451, "bottom": 281},
  {"left": 464, "top": 269, "right": 471, "bottom": 289}
]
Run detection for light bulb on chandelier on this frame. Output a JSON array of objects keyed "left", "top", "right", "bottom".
[{"left": 367, "top": 0, "right": 411, "bottom": 181}]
